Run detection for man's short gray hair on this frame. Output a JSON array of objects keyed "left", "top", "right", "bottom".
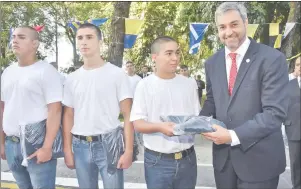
[{"left": 215, "top": 2, "right": 248, "bottom": 24}]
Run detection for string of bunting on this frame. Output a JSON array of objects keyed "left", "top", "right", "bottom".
[{"left": 287, "top": 52, "right": 301, "bottom": 61}]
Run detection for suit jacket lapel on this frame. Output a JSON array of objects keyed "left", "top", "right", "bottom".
[
  {"left": 216, "top": 49, "right": 230, "bottom": 101},
  {"left": 228, "top": 39, "right": 259, "bottom": 107}
]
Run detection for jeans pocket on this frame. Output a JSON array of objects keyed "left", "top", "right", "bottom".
[
  {"left": 187, "top": 151, "right": 197, "bottom": 166},
  {"left": 144, "top": 152, "right": 159, "bottom": 168},
  {"left": 72, "top": 136, "right": 82, "bottom": 148}
]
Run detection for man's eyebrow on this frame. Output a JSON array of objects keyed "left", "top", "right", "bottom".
[
  {"left": 13, "top": 34, "right": 26, "bottom": 37},
  {"left": 218, "top": 20, "right": 239, "bottom": 26}
]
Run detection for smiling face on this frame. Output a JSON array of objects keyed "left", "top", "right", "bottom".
[
  {"left": 216, "top": 9, "right": 248, "bottom": 52},
  {"left": 76, "top": 27, "right": 101, "bottom": 58}
]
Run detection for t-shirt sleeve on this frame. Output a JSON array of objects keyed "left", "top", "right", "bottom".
[
  {"left": 193, "top": 86, "right": 201, "bottom": 115},
  {"left": 41, "top": 66, "right": 63, "bottom": 104},
  {"left": 193, "top": 78, "right": 199, "bottom": 90},
  {"left": 130, "top": 81, "right": 148, "bottom": 121},
  {"left": 117, "top": 71, "right": 133, "bottom": 102},
  {"left": 1, "top": 70, "right": 5, "bottom": 102},
  {"left": 62, "top": 76, "right": 74, "bottom": 108}
]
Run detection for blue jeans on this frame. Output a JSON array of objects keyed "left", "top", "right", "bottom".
[
  {"left": 72, "top": 136, "right": 124, "bottom": 189},
  {"left": 144, "top": 147, "right": 197, "bottom": 189},
  {"left": 5, "top": 137, "right": 57, "bottom": 189}
]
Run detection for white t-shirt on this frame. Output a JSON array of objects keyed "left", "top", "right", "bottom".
[
  {"left": 190, "top": 77, "right": 199, "bottom": 90},
  {"left": 128, "top": 74, "right": 142, "bottom": 95},
  {"left": 1, "top": 61, "right": 63, "bottom": 136},
  {"left": 63, "top": 62, "right": 133, "bottom": 136},
  {"left": 130, "top": 74, "right": 201, "bottom": 153}
]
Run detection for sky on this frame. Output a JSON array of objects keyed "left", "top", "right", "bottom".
[{"left": 44, "top": 26, "right": 74, "bottom": 70}]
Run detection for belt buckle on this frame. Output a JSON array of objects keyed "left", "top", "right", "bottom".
[
  {"left": 11, "top": 136, "right": 19, "bottom": 142},
  {"left": 174, "top": 152, "right": 182, "bottom": 160},
  {"left": 86, "top": 136, "right": 93, "bottom": 142}
]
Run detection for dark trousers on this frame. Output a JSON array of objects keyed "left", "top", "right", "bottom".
[
  {"left": 288, "top": 140, "right": 301, "bottom": 189},
  {"left": 214, "top": 157, "right": 279, "bottom": 189}
]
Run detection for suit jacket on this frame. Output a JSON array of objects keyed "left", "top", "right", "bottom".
[
  {"left": 200, "top": 38, "right": 289, "bottom": 182},
  {"left": 284, "top": 78, "right": 300, "bottom": 140},
  {"left": 138, "top": 73, "right": 150, "bottom": 78}
]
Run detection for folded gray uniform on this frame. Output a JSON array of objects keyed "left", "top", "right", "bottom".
[
  {"left": 102, "top": 126, "right": 139, "bottom": 175},
  {"left": 19, "top": 119, "right": 64, "bottom": 166},
  {"left": 160, "top": 115, "right": 226, "bottom": 135}
]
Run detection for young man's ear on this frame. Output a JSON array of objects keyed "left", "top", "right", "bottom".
[
  {"left": 33, "top": 40, "right": 40, "bottom": 49},
  {"left": 151, "top": 54, "right": 157, "bottom": 62}
]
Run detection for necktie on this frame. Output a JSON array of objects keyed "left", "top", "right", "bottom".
[{"left": 228, "top": 53, "right": 238, "bottom": 95}]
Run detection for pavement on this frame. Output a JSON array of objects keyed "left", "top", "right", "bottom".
[{"left": 1, "top": 135, "right": 293, "bottom": 189}]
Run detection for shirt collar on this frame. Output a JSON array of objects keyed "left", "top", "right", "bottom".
[{"left": 225, "top": 37, "right": 251, "bottom": 58}]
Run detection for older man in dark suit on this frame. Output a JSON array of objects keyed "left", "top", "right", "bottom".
[
  {"left": 200, "top": 2, "right": 289, "bottom": 189},
  {"left": 285, "top": 56, "right": 300, "bottom": 189}
]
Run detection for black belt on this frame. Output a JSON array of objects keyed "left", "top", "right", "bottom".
[
  {"left": 6, "top": 136, "right": 20, "bottom": 143},
  {"left": 145, "top": 146, "right": 194, "bottom": 160},
  {"left": 73, "top": 134, "right": 102, "bottom": 142}
]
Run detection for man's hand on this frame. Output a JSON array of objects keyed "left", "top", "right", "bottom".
[
  {"left": 202, "top": 124, "right": 232, "bottom": 145},
  {"left": 117, "top": 151, "right": 133, "bottom": 169},
  {"left": 159, "top": 122, "right": 175, "bottom": 136},
  {"left": 1, "top": 144, "right": 6, "bottom": 160},
  {"left": 27, "top": 147, "right": 52, "bottom": 164},
  {"left": 64, "top": 150, "right": 75, "bottom": 169}
]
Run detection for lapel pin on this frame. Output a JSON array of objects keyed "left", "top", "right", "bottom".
[{"left": 246, "top": 59, "right": 250, "bottom": 63}]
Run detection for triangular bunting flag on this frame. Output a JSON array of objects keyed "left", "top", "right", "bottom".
[
  {"left": 274, "top": 34, "right": 282, "bottom": 48},
  {"left": 283, "top": 23, "right": 296, "bottom": 39},
  {"left": 67, "top": 18, "right": 108, "bottom": 32},
  {"left": 33, "top": 25, "right": 44, "bottom": 32},
  {"left": 269, "top": 23, "right": 280, "bottom": 47},
  {"left": 269, "top": 23, "right": 280, "bottom": 36},
  {"left": 189, "top": 23, "right": 209, "bottom": 54},
  {"left": 247, "top": 24, "right": 259, "bottom": 38},
  {"left": 124, "top": 19, "right": 144, "bottom": 48}
]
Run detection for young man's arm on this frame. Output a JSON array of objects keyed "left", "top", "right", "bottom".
[
  {"left": 133, "top": 120, "right": 174, "bottom": 136},
  {"left": 28, "top": 102, "right": 62, "bottom": 163},
  {"left": 62, "top": 106, "right": 75, "bottom": 169},
  {"left": 28, "top": 66, "right": 63, "bottom": 163},
  {"left": 120, "top": 98, "right": 134, "bottom": 155},
  {"left": 43, "top": 102, "right": 62, "bottom": 149},
  {"left": 0, "top": 101, "right": 6, "bottom": 160}
]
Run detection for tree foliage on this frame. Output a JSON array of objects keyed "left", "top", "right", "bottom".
[{"left": 1, "top": 1, "right": 299, "bottom": 73}]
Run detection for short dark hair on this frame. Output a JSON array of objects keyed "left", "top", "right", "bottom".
[
  {"left": 77, "top": 23, "right": 102, "bottom": 40},
  {"left": 126, "top": 61, "right": 133, "bottom": 65},
  {"left": 180, "top": 64, "right": 188, "bottom": 70},
  {"left": 18, "top": 26, "right": 39, "bottom": 40},
  {"left": 151, "top": 36, "right": 177, "bottom": 54},
  {"left": 142, "top": 65, "right": 149, "bottom": 70}
]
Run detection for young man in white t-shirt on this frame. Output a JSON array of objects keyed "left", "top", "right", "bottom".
[
  {"left": 125, "top": 61, "right": 142, "bottom": 94},
  {"left": 62, "top": 23, "right": 134, "bottom": 189},
  {"left": 130, "top": 36, "right": 200, "bottom": 189},
  {"left": 0, "top": 26, "right": 63, "bottom": 189}
]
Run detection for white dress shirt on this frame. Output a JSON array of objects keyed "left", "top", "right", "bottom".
[
  {"left": 289, "top": 73, "right": 301, "bottom": 88},
  {"left": 224, "top": 37, "right": 251, "bottom": 146}
]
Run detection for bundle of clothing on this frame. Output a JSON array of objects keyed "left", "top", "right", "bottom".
[
  {"left": 160, "top": 115, "right": 226, "bottom": 135},
  {"left": 19, "top": 119, "right": 64, "bottom": 167}
]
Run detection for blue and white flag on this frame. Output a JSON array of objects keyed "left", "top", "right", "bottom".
[
  {"left": 67, "top": 18, "right": 108, "bottom": 32},
  {"left": 189, "top": 23, "right": 209, "bottom": 54}
]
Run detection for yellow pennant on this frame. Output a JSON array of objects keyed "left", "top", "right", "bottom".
[{"left": 247, "top": 24, "right": 259, "bottom": 38}]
